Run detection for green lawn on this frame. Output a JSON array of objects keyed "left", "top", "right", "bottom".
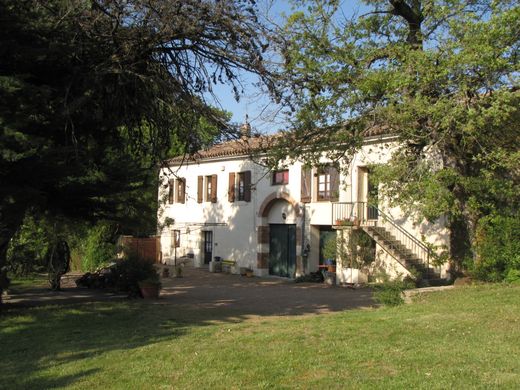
[
  {"left": 7, "top": 273, "right": 48, "bottom": 290},
  {"left": 1, "top": 284, "right": 519, "bottom": 389}
]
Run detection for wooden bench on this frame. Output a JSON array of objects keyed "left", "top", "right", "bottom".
[{"left": 221, "top": 259, "right": 236, "bottom": 274}]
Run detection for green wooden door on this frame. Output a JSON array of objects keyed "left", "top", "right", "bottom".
[{"left": 269, "top": 224, "right": 296, "bottom": 278}]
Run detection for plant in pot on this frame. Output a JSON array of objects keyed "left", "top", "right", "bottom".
[
  {"left": 322, "top": 236, "right": 338, "bottom": 284},
  {"left": 138, "top": 272, "right": 162, "bottom": 299},
  {"left": 114, "top": 252, "right": 162, "bottom": 298}
]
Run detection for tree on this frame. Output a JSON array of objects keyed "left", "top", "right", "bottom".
[
  {"left": 276, "top": 0, "right": 519, "bottom": 271},
  {"left": 0, "top": 0, "right": 275, "bottom": 296}
]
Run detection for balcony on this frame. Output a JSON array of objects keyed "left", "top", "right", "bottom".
[{"left": 331, "top": 202, "right": 379, "bottom": 227}]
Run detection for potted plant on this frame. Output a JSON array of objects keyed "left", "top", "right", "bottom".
[
  {"left": 114, "top": 252, "right": 162, "bottom": 298},
  {"left": 138, "top": 272, "right": 162, "bottom": 299}
]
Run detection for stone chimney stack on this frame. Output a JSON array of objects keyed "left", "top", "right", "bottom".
[{"left": 240, "top": 115, "right": 251, "bottom": 139}]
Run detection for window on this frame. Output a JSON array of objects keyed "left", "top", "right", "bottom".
[
  {"left": 176, "top": 178, "right": 185, "bottom": 204},
  {"left": 168, "top": 179, "right": 174, "bottom": 204},
  {"left": 229, "top": 170, "right": 251, "bottom": 202},
  {"left": 238, "top": 172, "right": 246, "bottom": 200},
  {"left": 173, "top": 230, "right": 181, "bottom": 248},
  {"left": 205, "top": 175, "right": 212, "bottom": 201},
  {"left": 317, "top": 165, "right": 339, "bottom": 201},
  {"left": 168, "top": 178, "right": 184, "bottom": 204},
  {"left": 198, "top": 175, "right": 217, "bottom": 203},
  {"left": 205, "top": 175, "right": 217, "bottom": 202},
  {"left": 272, "top": 169, "right": 289, "bottom": 185}
]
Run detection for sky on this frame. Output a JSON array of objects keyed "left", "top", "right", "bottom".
[{"left": 205, "top": 0, "right": 370, "bottom": 134}]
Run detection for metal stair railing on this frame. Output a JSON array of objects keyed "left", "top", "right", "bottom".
[{"left": 332, "top": 202, "right": 431, "bottom": 271}]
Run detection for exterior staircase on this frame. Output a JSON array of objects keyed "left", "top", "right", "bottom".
[
  {"left": 332, "top": 202, "right": 441, "bottom": 282},
  {"left": 362, "top": 226, "right": 440, "bottom": 280}
]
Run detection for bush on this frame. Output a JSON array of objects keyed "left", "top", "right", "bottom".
[
  {"left": 373, "top": 279, "right": 415, "bottom": 306},
  {"left": 505, "top": 269, "right": 520, "bottom": 284},
  {"left": 76, "top": 253, "right": 160, "bottom": 297},
  {"left": 113, "top": 253, "right": 160, "bottom": 297},
  {"left": 82, "top": 222, "right": 117, "bottom": 271},
  {"left": 473, "top": 214, "right": 520, "bottom": 282}
]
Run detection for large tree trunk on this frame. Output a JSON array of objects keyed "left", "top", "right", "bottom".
[
  {"left": 448, "top": 213, "right": 473, "bottom": 276},
  {"left": 446, "top": 178, "right": 477, "bottom": 276}
]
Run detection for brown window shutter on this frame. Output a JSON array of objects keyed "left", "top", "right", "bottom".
[
  {"left": 178, "top": 179, "right": 185, "bottom": 204},
  {"left": 330, "top": 166, "right": 339, "bottom": 202},
  {"left": 301, "top": 168, "right": 311, "bottom": 203},
  {"left": 168, "top": 179, "right": 174, "bottom": 204},
  {"left": 197, "top": 176, "right": 203, "bottom": 203},
  {"left": 211, "top": 174, "right": 217, "bottom": 203},
  {"left": 228, "top": 172, "right": 235, "bottom": 202},
  {"left": 244, "top": 170, "right": 252, "bottom": 202}
]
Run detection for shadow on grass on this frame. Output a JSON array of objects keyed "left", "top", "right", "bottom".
[
  {"left": 0, "top": 266, "right": 376, "bottom": 388},
  {"left": 0, "top": 302, "right": 196, "bottom": 389}
]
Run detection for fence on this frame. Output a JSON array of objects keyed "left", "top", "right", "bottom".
[{"left": 119, "top": 236, "right": 160, "bottom": 263}]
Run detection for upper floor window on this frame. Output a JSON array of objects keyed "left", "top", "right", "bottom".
[
  {"left": 228, "top": 170, "right": 251, "bottom": 202},
  {"left": 205, "top": 175, "right": 213, "bottom": 202},
  {"left": 272, "top": 169, "right": 289, "bottom": 185},
  {"left": 168, "top": 178, "right": 185, "bottom": 204},
  {"left": 198, "top": 175, "right": 217, "bottom": 203},
  {"left": 176, "top": 178, "right": 185, "bottom": 204},
  {"left": 168, "top": 179, "right": 175, "bottom": 204},
  {"left": 317, "top": 165, "right": 339, "bottom": 201},
  {"left": 238, "top": 172, "right": 246, "bottom": 201}
]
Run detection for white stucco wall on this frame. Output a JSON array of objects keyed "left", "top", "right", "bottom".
[{"left": 157, "top": 134, "right": 450, "bottom": 279}]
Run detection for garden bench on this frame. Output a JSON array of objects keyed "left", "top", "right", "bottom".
[{"left": 221, "top": 259, "right": 236, "bottom": 274}]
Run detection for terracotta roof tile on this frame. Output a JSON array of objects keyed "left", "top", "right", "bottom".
[{"left": 166, "top": 125, "right": 391, "bottom": 165}]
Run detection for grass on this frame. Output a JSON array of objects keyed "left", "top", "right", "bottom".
[
  {"left": 7, "top": 273, "right": 48, "bottom": 290},
  {"left": 1, "top": 283, "right": 519, "bottom": 389}
]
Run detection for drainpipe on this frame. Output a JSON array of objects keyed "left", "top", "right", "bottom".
[{"left": 301, "top": 205, "right": 307, "bottom": 274}]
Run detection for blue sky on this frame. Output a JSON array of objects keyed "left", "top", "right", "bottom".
[{"left": 206, "top": 0, "right": 369, "bottom": 134}]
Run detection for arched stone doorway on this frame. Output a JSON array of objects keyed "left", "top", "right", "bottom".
[{"left": 256, "top": 193, "right": 303, "bottom": 277}]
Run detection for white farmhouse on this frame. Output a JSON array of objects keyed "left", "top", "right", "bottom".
[{"left": 157, "top": 126, "right": 450, "bottom": 283}]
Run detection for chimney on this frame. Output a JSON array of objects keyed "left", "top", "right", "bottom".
[{"left": 240, "top": 115, "right": 251, "bottom": 139}]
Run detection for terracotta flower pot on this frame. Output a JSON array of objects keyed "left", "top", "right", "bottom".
[{"left": 139, "top": 284, "right": 160, "bottom": 299}]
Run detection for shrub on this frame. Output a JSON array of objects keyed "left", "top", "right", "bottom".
[
  {"left": 473, "top": 214, "right": 520, "bottom": 282},
  {"left": 505, "top": 269, "right": 520, "bottom": 284},
  {"left": 82, "top": 222, "right": 117, "bottom": 271},
  {"left": 113, "top": 253, "right": 160, "bottom": 297},
  {"left": 76, "top": 252, "right": 160, "bottom": 297},
  {"left": 373, "top": 279, "right": 415, "bottom": 306}
]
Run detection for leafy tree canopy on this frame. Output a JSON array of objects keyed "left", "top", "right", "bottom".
[
  {"left": 275, "top": 0, "right": 519, "bottom": 266},
  {"left": 0, "top": 0, "right": 275, "bottom": 291}
]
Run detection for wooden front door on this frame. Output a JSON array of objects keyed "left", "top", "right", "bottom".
[
  {"left": 269, "top": 224, "right": 296, "bottom": 278},
  {"left": 203, "top": 231, "right": 213, "bottom": 264}
]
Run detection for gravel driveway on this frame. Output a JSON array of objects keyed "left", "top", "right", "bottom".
[
  {"left": 158, "top": 266, "right": 375, "bottom": 317},
  {"left": 3, "top": 266, "right": 375, "bottom": 318}
]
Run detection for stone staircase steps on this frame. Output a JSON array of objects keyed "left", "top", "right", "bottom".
[{"left": 363, "top": 226, "right": 440, "bottom": 280}]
